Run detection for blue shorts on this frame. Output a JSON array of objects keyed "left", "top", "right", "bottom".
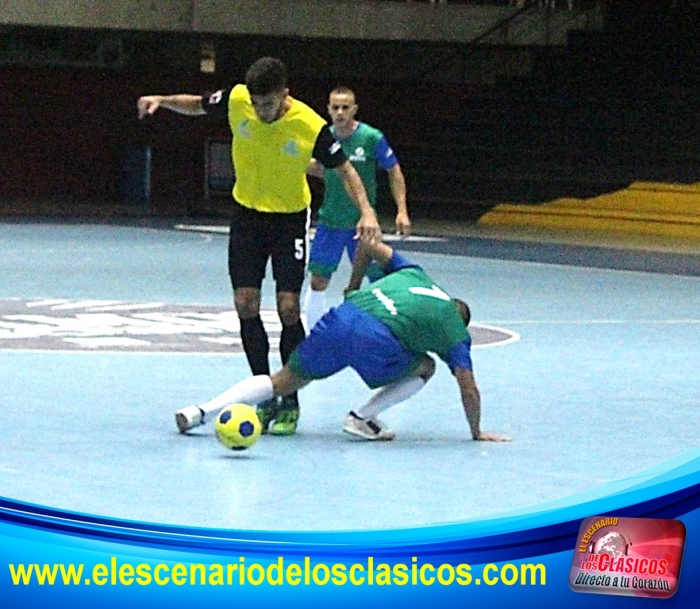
[
  {"left": 288, "top": 303, "right": 422, "bottom": 389},
  {"left": 308, "top": 224, "right": 384, "bottom": 282},
  {"left": 308, "top": 225, "right": 357, "bottom": 279}
]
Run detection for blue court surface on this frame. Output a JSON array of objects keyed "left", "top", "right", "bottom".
[{"left": 0, "top": 219, "right": 698, "bottom": 531}]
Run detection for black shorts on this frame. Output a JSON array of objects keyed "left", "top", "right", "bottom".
[{"left": 228, "top": 203, "right": 310, "bottom": 293}]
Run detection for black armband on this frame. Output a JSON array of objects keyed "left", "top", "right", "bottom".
[
  {"left": 201, "top": 89, "right": 230, "bottom": 117},
  {"left": 312, "top": 126, "right": 347, "bottom": 169}
]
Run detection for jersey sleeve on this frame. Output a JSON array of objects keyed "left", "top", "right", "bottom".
[
  {"left": 374, "top": 134, "right": 399, "bottom": 171},
  {"left": 367, "top": 251, "right": 419, "bottom": 284},
  {"left": 444, "top": 337, "right": 473, "bottom": 372},
  {"left": 312, "top": 126, "right": 347, "bottom": 169},
  {"left": 201, "top": 89, "right": 231, "bottom": 118}
]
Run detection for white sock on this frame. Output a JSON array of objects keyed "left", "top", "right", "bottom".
[
  {"left": 197, "top": 375, "right": 274, "bottom": 419},
  {"left": 303, "top": 287, "right": 328, "bottom": 331},
  {"left": 355, "top": 376, "right": 426, "bottom": 420}
]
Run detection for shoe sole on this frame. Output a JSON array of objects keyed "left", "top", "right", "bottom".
[
  {"left": 269, "top": 425, "right": 297, "bottom": 436},
  {"left": 342, "top": 427, "right": 395, "bottom": 441},
  {"left": 175, "top": 412, "right": 190, "bottom": 434}
]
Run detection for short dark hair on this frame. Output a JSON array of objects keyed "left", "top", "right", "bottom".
[
  {"left": 245, "top": 57, "right": 288, "bottom": 95},
  {"left": 454, "top": 298, "right": 471, "bottom": 327},
  {"left": 330, "top": 85, "right": 355, "bottom": 98}
]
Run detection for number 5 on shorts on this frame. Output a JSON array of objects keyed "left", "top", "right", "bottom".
[{"left": 294, "top": 238, "right": 305, "bottom": 260}]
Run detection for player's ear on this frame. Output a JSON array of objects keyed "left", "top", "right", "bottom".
[{"left": 455, "top": 299, "right": 471, "bottom": 326}]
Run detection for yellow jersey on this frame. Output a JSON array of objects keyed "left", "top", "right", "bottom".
[{"left": 227, "top": 84, "right": 327, "bottom": 213}]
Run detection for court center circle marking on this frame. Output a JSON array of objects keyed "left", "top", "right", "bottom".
[{"left": 0, "top": 299, "right": 518, "bottom": 354}]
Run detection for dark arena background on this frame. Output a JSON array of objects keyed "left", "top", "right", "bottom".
[{"left": 1, "top": 2, "right": 699, "bottom": 608}]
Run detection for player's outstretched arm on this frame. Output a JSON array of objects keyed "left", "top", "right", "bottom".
[
  {"left": 387, "top": 164, "right": 411, "bottom": 237},
  {"left": 333, "top": 160, "right": 380, "bottom": 242},
  {"left": 455, "top": 367, "right": 510, "bottom": 442},
  {"left": 137, "top": 94, "right": 206, "bottom": 119},
  {"left": 346, "top": 240, "right": 394, "bottom": 292}
]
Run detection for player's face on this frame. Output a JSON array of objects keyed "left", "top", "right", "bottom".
[
  {"left": 328, "top": 92, "right": 358, "bottom": 130},
  {"left": 250, "top": 89, "right": 288, "bottom": 123}
]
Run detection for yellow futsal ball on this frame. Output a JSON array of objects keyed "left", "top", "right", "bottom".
[{"left": 215, "top": 404, "right": 262, "bottom": 451}]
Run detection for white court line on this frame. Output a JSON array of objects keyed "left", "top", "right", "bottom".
[
  {"left": 173, "top": 224, "right": 446, "bottom": 242},
  {"left": 381, "top": 234, "right": 447, "bottom": 243},
  {"left": 62, "top": 337, "right": 153, "bottom": 348},
  {"left": 83, "top": 303, "right": 166, "bottom": 312},
  {"left": 0, "top": 323, "right": 513, "bottom": 353},
  {"left": 51, "top": 300, "right": 123, "bottom": 310},
  {"left": 26, "top": 299, "right": 70, "bottom": 307},
  {"left": 174, "top": 225, "right": 700, "bottom": 278},
  {"left": 484, "top": 319, "right": 700, "bottom": 325},
  {"left": 413, "top": 251, "right": 700, "bottom": 279},
  {"left": 0, "top": 348, "right": 249, "bottom": 356},
  {"left": 174, "top": 224, "right": 229, "bottom": 234}
]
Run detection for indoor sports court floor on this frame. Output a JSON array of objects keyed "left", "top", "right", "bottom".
[{"left": 1, "top": 218, "right": 698, "bottom": 531}]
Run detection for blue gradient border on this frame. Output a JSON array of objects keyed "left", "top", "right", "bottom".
[{"left": 2, "top": 448, "right": 699, "bottom": 608}]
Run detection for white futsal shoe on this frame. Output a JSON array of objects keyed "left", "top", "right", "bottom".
[
  {"left": 342, "top": 411, "right": 395, "bottom": 441},
  {"left": 175, "top": 406, "right": 205, "bottom": 433}
]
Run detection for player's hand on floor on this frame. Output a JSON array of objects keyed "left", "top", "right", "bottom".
[{"left": 475, "top": 431, "right": 511, "bottom": 442}]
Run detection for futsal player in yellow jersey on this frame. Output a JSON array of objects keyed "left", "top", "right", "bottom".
[{"left": 138, "top": 57, "right": 380, "bottom": 435}]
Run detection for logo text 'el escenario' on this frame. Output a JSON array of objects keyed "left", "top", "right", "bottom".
[{"left": 569, "top": 516, "right": 686, "bottom": 599}]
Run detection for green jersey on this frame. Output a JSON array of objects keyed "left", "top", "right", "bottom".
[
  {"left": 318, "top": 122, "right": 398, "bottom": 229},
  {"left": 345, "top": 266, "right": 469, "bottom": 359}
]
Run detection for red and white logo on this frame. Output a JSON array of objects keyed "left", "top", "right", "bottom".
[{"left": 569, "top": 516, "right": 686, "bottom": 599}]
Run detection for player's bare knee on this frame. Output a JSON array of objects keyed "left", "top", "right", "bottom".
[
  {"left": 234, "top": 293, "right": 260, "bottom": 319},
  {"left": 310, "top": 274, "right": 329, "bottom": 291},
  {"left": 279, "top": 308, "right": 301, "bottom": 326},
  {"left": 277, "top": 293, "right": 301, "bottom": 325}
]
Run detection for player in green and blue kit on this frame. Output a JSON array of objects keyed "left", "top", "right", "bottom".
[
  {"left": 175, "top": 240, "right": 510, "bottom": 443},
  {"left": 304, "top": 87, "right": 412, "bottom": 330}
]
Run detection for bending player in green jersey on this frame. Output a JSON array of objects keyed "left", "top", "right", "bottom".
[
  {"left": 304, "top": 86, "right": 412, "bottom": 330},
  {"left": 176, "top": 240, "right": 510, "bottom": 443}
]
